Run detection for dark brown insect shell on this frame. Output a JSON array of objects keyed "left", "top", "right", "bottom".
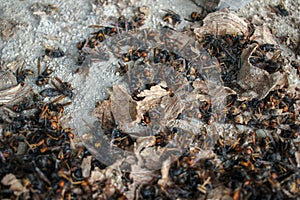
[
  {"left": 116, "top": 62, "right": 129, "bottom": 76},
  {"left": 77, "top": 51, "right": 87, "bottom": 66},
  {"left": 162, "top": 9, "right": 181, "bottom": 25},
  {"left": 191, "top": 12, "right": 199, "bottom": 20},
  {"left": 117, "top": 15, "right": 127, "bottom": 29},
  {"left": 90, "top": 25, "right": 118, "bottom": 36},
  {"left": 103, "top": 26, "right": 117, "bottom": 36},
  {"left": 77, "top": 39, "right": 86, "bottom": 50},
  {"left": 64, "top": 128, "right": 75, "bottom": 139},
  {"left": 273, "top": 2, "right": 289, "bottom": 16},
  {"left": 181, "top": 155, "right": 194, "bottom": 166},
  {"left": 64, "top": 148, "right": 72, "bottom": 159},
  {"left": 140, "top": 185, "right": 160, "bottom": 199},
  {"left": 40, "top": 88, "right": 61, "bottom": 98},
  {"left": 132, "top": 50, "right": 146, "bottom": 61},
  {"left": 138, "top": 50, "right": 148, "bottom": 58},
  {"left": 222, "top": 34, "right": 235, "bottom": 47},
  {"left": 45, "top": 47, "right": 65, "bottom": 58},
  {"left": 95, "top": 32, "right": 106, "bottom": 42},
  {"left": 51, "top": 77, "right": 74, "bottom": 99},
  {"left": 12, "top": 100, "right": 31, "bottom": 112},
  {"left": 201, "top": 100, "right": 211, "bottom": 111},
  {"left": 36, "top": 58, "right": 53, "bottom": 86},
  {"left": 141, "top": 111, "right": 151, "bottom": 125},
  {"left": 49, "top": 102, "right": 66, "bottom": 115},
  {"left": 117, "top": 16, "right": 136, "bottom": 30},
  {"left": 131, "top": 89, "right": 145, "bottom": 101},
  {"left": 260, "top": 43, "right": 276, "bottom": 52},
  {"left": 154, "top": 132, "right": 167, "bottom": 147},
  {"left": 50, "top": 121, "right": 58, "bottom": 130},
  {"left": 190, "top": 11, "right": 206, "bottom": 22},
  {"left": 122, "top": 49, "right": 148, "bottom": 62},
  {"left": 133, "top": 13, "right": 145, "bottom": 27},
  {"left": 122, "top": 53, "right": 131, "bottom": 62},
  {"left": 87, "top": 37, "right": 101, "bottom": 48},
  {"left": 16, "top": 65, "right": 34, "bottom": 86}
]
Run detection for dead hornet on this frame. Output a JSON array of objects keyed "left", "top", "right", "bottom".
[
  {"left": 162, "top": 9, "right": 181, "bottom": 25},
  {"left": 122, "top": 48, "right": 148, "bottom": 62},
  {"left": 36, "top": 58, "right": 53, "bottom": 86},
  {"left": 16, "top": 64, "right": 34, "bottom": 86},
  {"left": 45, "top": 46, "right": 65, "bottom": 58},
  {"left": 40, "top": 77, "right": 73, "bottom": 99}
]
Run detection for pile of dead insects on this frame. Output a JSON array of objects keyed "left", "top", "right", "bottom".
[
  {"left": 1, "top": 5, "right": 300, "bottom": 200},
  {"left": 77, "top": 6, "right": 299, "bottom": 200},
  {"left": 0, "top": 58, "right": 103, "bottom": 199}
]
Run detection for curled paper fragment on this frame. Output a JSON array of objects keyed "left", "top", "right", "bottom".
[
  {"left": 236, "top": 44, "right": 287, "bottom": 100},
  {"left": 111, "top": 84, "right": 137, "bottom": 127},
  {"left": 194, "top": 10, "right": 250, "bottom": 38},
  {"left": 250, "top": 24, "right": 278, "bottom": 45}
]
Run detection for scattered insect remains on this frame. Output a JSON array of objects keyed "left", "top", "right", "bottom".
[
  {"left": 89, "top": 25, "right": 118, "bottom": 37},
  {"left": 115, "top": 62, "right": 129, "bottom": 76},
  {"left": 122, "top": 48, "right": 148, "bottom": 62},
  {"left": 162, "top": 9, "right": 181, "bottom": 25},
  {"left": 36, "top": 58, "right": 53, "bottom": 86},
  {"left": 273, "top": 0, "right": 289, "bottom": 16},
  {"left": 12, "top": 96, "right": 36, "bottom": 112},
  {"left": 16, "top": 65, "right": 34, "bottom": 86},
  {"left": 40, "top": 77, "right": 73, "bottom": 99},
  {"left": 153, "top": 48, "right": 182, "bottom": 63},
  {"left": 40, "top": 87, "right": 61, "bottom": 97},
  {"left": 291, "top": 60, "right": 300, "bottom": 75},
  {"left": 0, "top": 59, "right": 82, "bottom": 199},
  {"left": 76, "top": 14, "right": 146, "bottom": 65},
  {"left": 111, "top": 128, "right": 134, "bottom": 150},
  {"left": 117, "top": 14, "right": 145, "bottom": 31},
  {"left": 2, "top": 5, "right": 298, "bottom": 200},
  {"left": 45, "top": 47, "right": 65, "bottom": 58},
  {"left": 132, "top": 13, "right": 146, "bottom": 28},
  {"left": 141, "top": 111, "right": 151, "bottom": 125},
  {"left": 185, "top": 11, "right": 206, "bottom": 24},
  {"left": 249, "top": 43, "right": 282, "bottom": 73},
  {"left": 199, "top": 34, "right": 250, "bottom": 85}
]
